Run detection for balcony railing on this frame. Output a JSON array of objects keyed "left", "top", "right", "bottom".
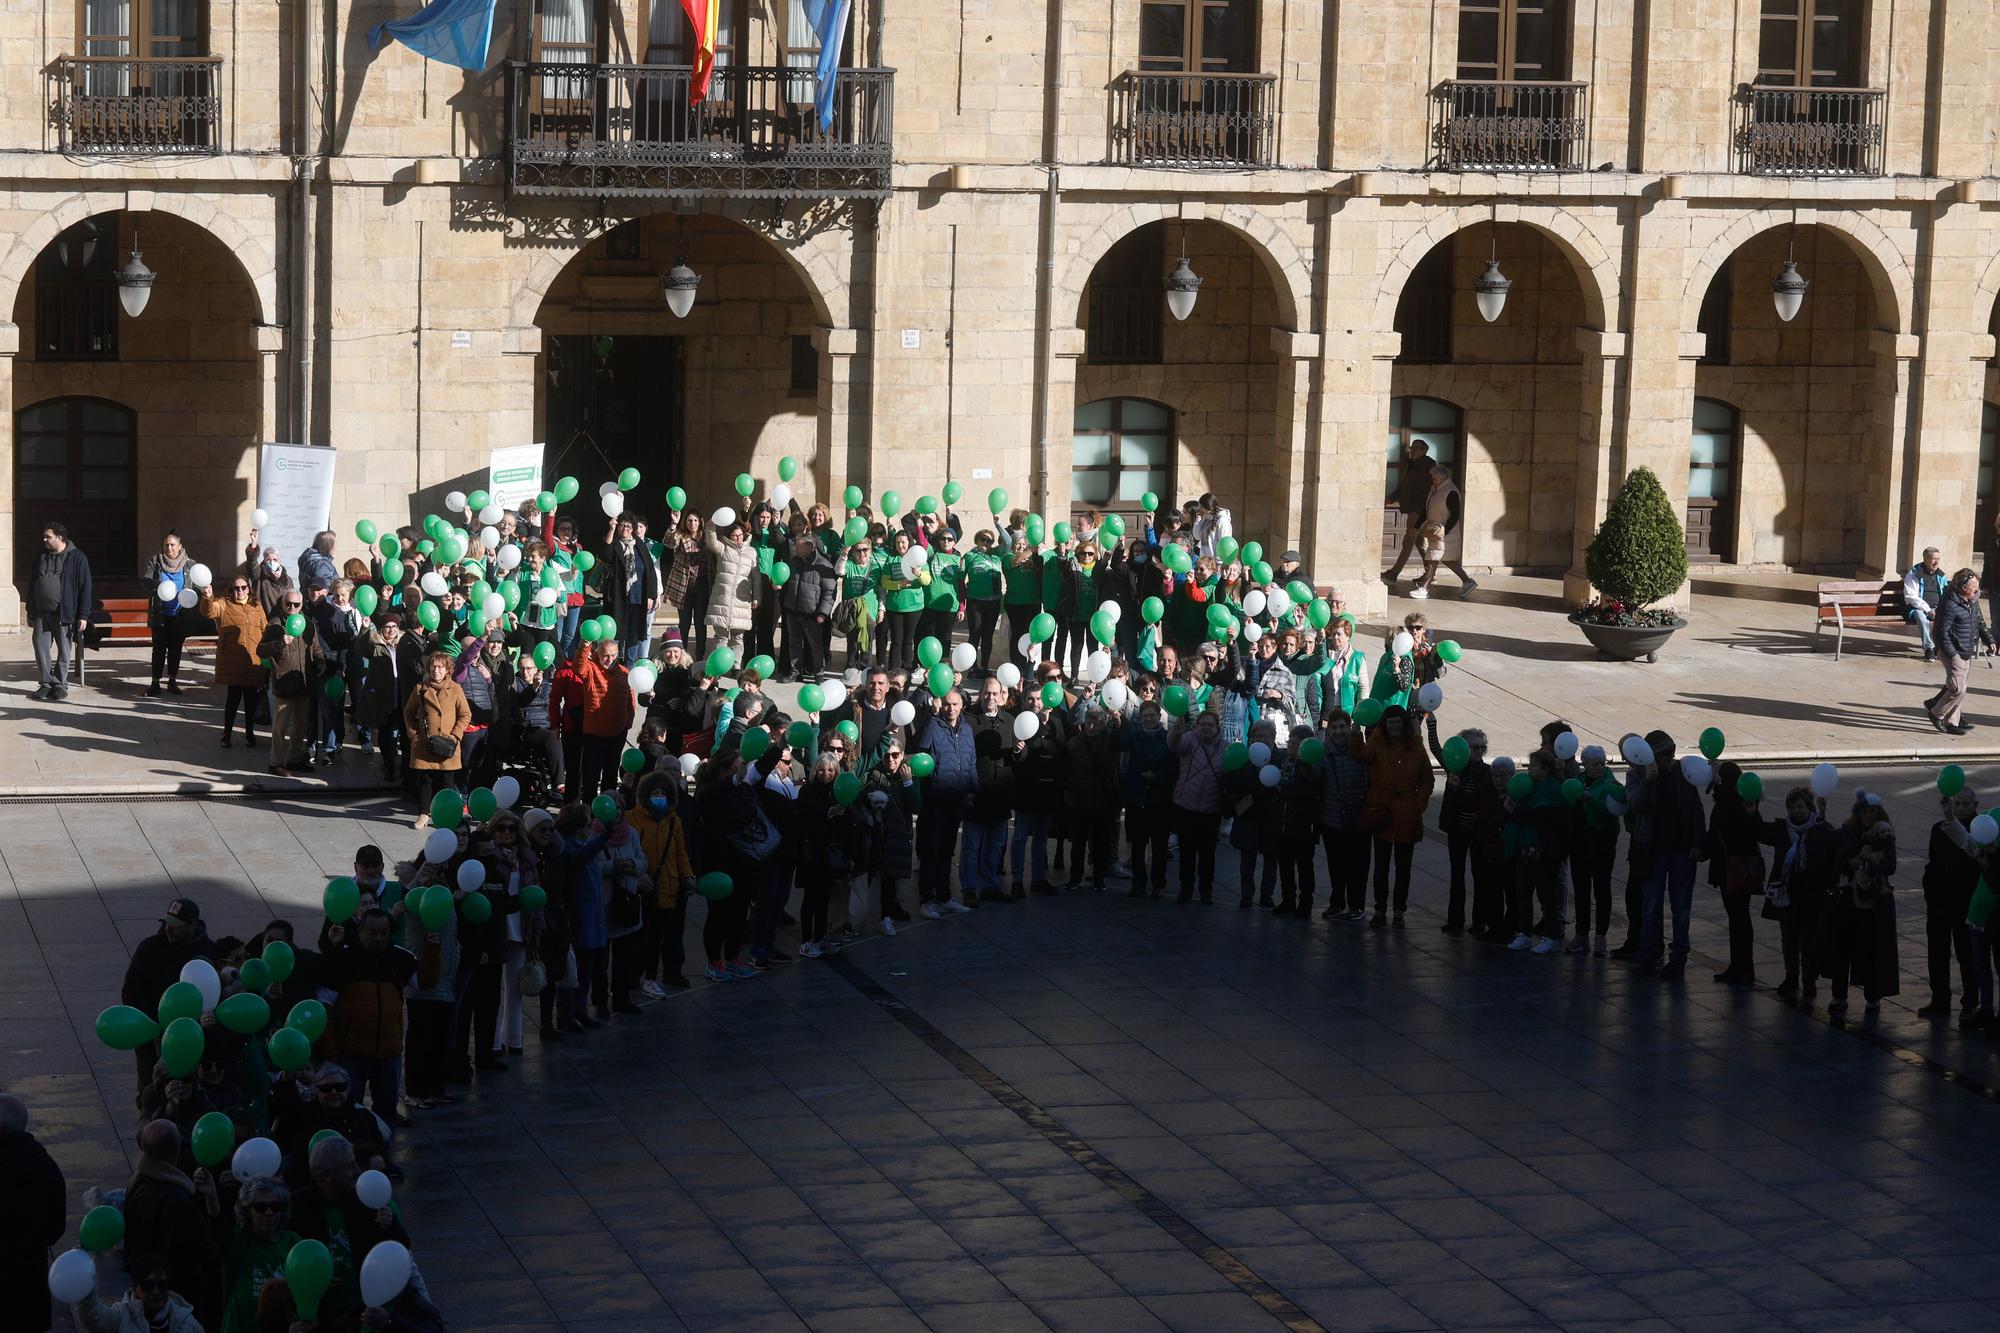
[
  {"left": 1732, "top": 84, "right": 1885, "bottom": 177},
  {"left": 1086, "top": 286, "right": 1164, "bottom": 364},
  {"left": 1111, "top": 70, "right": 1276, "bottom": 168},
  {"left": 505, "top": 62, "right": 893, "bottom": 199},
  {"left": 47, "top": 55, "right": 222, "bottom": 153},
  {"left": 1429, "top": 80, "right": 1588, "bottom": 171}
]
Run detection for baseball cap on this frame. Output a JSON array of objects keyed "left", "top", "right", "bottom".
[{"left": 162, "top": 898, "right": 202, "bottom": 925}]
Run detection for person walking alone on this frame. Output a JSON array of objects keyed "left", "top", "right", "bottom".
[
  {"left": 29, "top": 522, "right": 91, "bottom": 702},
  {"left": 1926, "top": 568, "right": 1980, "bottom": 736}
]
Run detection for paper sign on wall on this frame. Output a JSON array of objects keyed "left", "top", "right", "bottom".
[
  {"left": 256, "top": 444, "right": 337, "bottom": 578},
  {"left": 488, "top": 444, "right": 545, "bottom": 511}
]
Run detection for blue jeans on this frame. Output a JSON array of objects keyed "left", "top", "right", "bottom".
[
  {"left": 960, "top": 818, "right": 1009, "bottom": 896},
  {"left": 620, "top": 606, "right": 652, "bottom": 665},
  {"left": 1640, "top": 849, "right": 1697, "bottom": 964},
  {"left": 557, "top": 604, "right": 582, "bottom": 659},
  {"left": 1009, "top": 811, "right": 1051, "bottom": 888},
  {"left": 1907, "top": 605, "right": 1935, "bottom": 653},
  {"left": 344, "top": 1054, "right": 401, "bottom": 1116}
]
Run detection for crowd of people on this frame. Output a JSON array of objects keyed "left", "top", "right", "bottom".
[{"left": 19, "top": 471, "right": 2000, "bottom": 1331}]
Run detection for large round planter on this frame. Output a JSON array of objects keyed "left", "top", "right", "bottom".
[{"left": 1570, "top": 615, "right": 1686, "bottom": 663}]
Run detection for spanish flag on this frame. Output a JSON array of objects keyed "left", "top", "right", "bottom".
[{"left": 681, "top": 0, "right": 721, "bottom": 103}]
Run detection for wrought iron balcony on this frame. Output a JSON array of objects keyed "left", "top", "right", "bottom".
[
  {"left": 47, "top": 55, "right": 222, "bottom": 153},
  {"left": 1111, "top": 70, "right": 1276, "bottom": 168},
  {"left": 1733, "top": 84, "right": 1885, "bottom": 177},
  {"left": 1429, "top": 80, "right": 1587, "bottom": 171},
  {"left": 505, "top": 62, "right": 893, "bottom": 199}
]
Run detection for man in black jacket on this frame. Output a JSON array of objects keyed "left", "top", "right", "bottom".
[
  {"left": 29, "top": 522, "right": 92, "bottom": 702},
  {"left": 291, "top": 1134, "right": 412, "bottom": 1328},
  {"left": 779, "top": 535, "right": 838, "bottom": 683},
  {"left": 1380, "top": 441, "right": 1434, "bottom": 585},
  {"left": 1634, "top": 731, "right": 1708, "bottom": 980},
  {"left": 123, "top": 1120, "right": 220, "bottom": 1329},
  {"left": 119, "top": 897, "right": 211, "bottom": 1089},
  {"left": 1928, "top": 569, "right": 1981, "bottom": 736},
  {"left": 0, "top": 1094, "right": 65, "bottom": 1333},
  {"left": 603, "top": 514, "right": 661, "bottom": 668}
]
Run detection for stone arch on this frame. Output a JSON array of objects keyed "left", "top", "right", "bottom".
[
  {"left": 1681, "top": 209, "right": 1912, "bottom": 334},
  {"left": 1372, "top": 204, "right": 1617, "bottom": 334},
  {"left": 1057, "top": 201, "right": 1311, "bottom": 332},
  {"left": 1974, "top": 249, "right": 2000, "bottom": 337},
  {"left": 0, "top": 190, "right": 276, "bottom": 326},
  {"left": 504, "top": 203, "right": 846, "bottom": 333}
]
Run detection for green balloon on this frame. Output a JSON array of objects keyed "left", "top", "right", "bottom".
[
  {"left": 834, "top": 719, "right": 860, "bottom": 743},
  {"left": 1029, "top": 612, "right": 1057, "bottom": 643},
  {"left": 786, "top": 720, "right": 816, "bottom": 750},
  {"left": 158, "top": 981, "right": 204, "bottom": 1028},
  {"left": 833, "top": 772, "right": 862, "bottom": 806},
  {"left": 537, "top": 490, "right": 559, "bottom": 513},
  {"left": 555, "top": 475, "right": 580, "bottom": 503},
  {"left": 928, "top": 663, "right": 955, "bottom": 698},
  {"left": 1250, "top": 560, "right": 1273, "bottom": 586},
  {"left": 880, "top": 491, "right": 902, "bottom": 518},
  {"left": 216, "top": 992, "right": 271, "bottom": 1036},
  {"left": 1206, "top": 603, "right": 1233, "bottom": 630},
  {"left": 268, "top": 1027, "right": 312, "bottom": 1073},
  {"left": 1040, "top": 680, "right": 1064, "bottom": 709},
  {"left": 1101, "top": 513, "right": 1125, "bottom": 539},
  {"left": 798, "top": 683, "right": 825, "bottom": 713},
  {"left": 916, "top": 636, "right": 944, "bottom": 669},
  {"left": 1162, "top": 684, "right": 1190, "bottom": 718},
  {"left": 1166, "top": 546, "right": 1194, "bottom": 574},
  {"left": 500, "top": 581, "right": 521, "bottom": 611},
  {"left": 322, "top": 675, "right": 346, "bottom": 702},
  {"left": 1241, "top": 542, "right": 1264, "bottom": 567},
  {"left": 1053, "top": 521, "right": 1072, "bottom": 543},
  {"left": 1738, "top": 771, "right": 1764, "bottom": 801},
  {"left": 416, "top": 601, "right": 441, "bottom": 631},
  {"left": 580, "top": 618, "right": 604, "bottom": 644},
  {"left": 287, "top": 998, "right": 328, "bottom": 1042},
  {"left": 1300, "top": 738, "right": 1326, "bottom": 765},
  {"left": 1222, "top": 743, "right": 1248, "bottom": 772},
  {"left": 705, "top": 646, "right": 736, "bottom": 677},
  {"left": 574, "top": 550, "right": 595, "bottom": 572},
  {"left": 356, "top": 519, "right": 379, "bottom": 545},
  {"left": 1441, "top": 735, "right": 1471, "bottom": 773},
  {"left": 779, "top": 455, "right": 799, "bottom": 482},
  {"left": 1286, "top": 580, "right": 1313, "bottom": 606},
  {"left": 1307, "top": 598, "right": 1332, "bottom": 629},
  {"left": 942, "top": 480, "right": 962, "bottom": 505},
  {"left": 417, "top": 884, "right": 454, "bottom": 930},
  {"left": 460, "top": 890, "right": 492, "bottom": 924},
  {"left": 354, "top": 585, "right": 379, "bottom": 617},
  {"left": 621, "top": 748, "right": 647, "bottom": 774},
  {"left": 1090, "top": 611, "right": 1117, "bottom": 646},
  {"left": 286, "top": 1239, "right": 335, "bottom": 1320},
  {"left": 417, "top": 539, "right": 435, "bottom": 557},
  {"left": 262, "top": 939, "right": 295, "bottom": 984},
  {"left": 666, "top": 485, "right": 688, "bottom": 511},
  {"left": 1215, "top": 536, "right": 1239, "bottom": 563},
  {"left": 1699, "top": 727, "right": 1726, "bottom": 760},
  {"left": 843, "top": 485, "right": 864, "bottom": 509},
  {"left": 1141, "top": 492, "right": 1160, "bottom": 513},
  {"left": 94, "top": 1005, "right": 159, "bottom": 1051},
  {"left": 618, "top": 466, "right": 641, "bottom": 491},
  {"left": 1026, "top": 515, "right": 1045, "bottom": 545},
  {"left": 191, "top": 1110, "right": 236, "bottom": 1167},
  {"left": 285, "top": 613, "right": 306, "bottom": 637},
  {"left": 324, "top": 876, "right": 361, "bottom": 923},
  {"left": 431, "top": 788, "right": 464, "bottom": 829},
  {"left": 161, "top": 1016, "right": 205, "bottom": 1078},
  {"left": 734, "top": 473, "right": 755, "bottom": 499},
  {"left": 80, "top": 1204, "right": 125, "bottom": 1253},
  {"left": 592, "top": 792, "right": 622, "bottom": 823},
  {"left": 747, "top": 655, "right": 776, "bottom": 680},
  {"left": 1437, "top": 639, "right": 1463, "bottom": 663},
  {"left": 740, "top": 727, "right": 772, "bottom": 762},
  {"left": 988, "top": 487, "right": 1008, "bottom": 514},
  {"left": 468, "top": 490, "right": 491, "bottom": 511},
  {"left": 1941, "top": 764, "right": 1968, "bottom": 798},
  {"left": 842, "top": 517, "right": 868, "bottom": 546},
  {"left": 697, "top": 871, "right": 734, "bottom": 900},
  {"left": 520, "top": 884, "right": 548, "bottom": 911},
  {"left": 533, "top": 641, "right": 557, "bottom": 670},
  {"left": 1141, "top": 596, "right": 1165, "bottom": 625},
  {"left": 907, "top": 752, "right": 937, "bottom": 778},
  {"left": 915, "top": 495, "right": 939, "bottom": 516},
  {"left": 309, "top": 1129, "right": 344, "bottom": 1155},
  {"left": 1354, "top": 698, "right": 1385, "bottom": 727},
  {"left": 1508, "top": 772, "right": 1534, "bottom": 801},
  {"left": 769, "top": 561, "right": 792, "bottom": 588},
  {"left": 459, "top": 787, "right": 494, "bottom": 821}
]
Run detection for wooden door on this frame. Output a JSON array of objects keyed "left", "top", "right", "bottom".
[
  {"left": 14, "top": 397, "right": 137, "bottom": 588},
  {"left": 1686, "top": 397, "right": 1738, "bottom": 562}
]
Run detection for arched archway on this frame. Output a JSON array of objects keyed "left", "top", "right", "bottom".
[
  {"left": 7, "top": 209, "right": 263, "bottom": 609},
  {"left": 529, "top": 213, "right": 832, "bottom": 517},
  {"left": 1375, "top": 205, "right": 1618, "bottom": 335},
  {"left": 1682, "top": 210, "right": 1912, "bottom": 336},
  {"left": 1058, "top": 202, "right": 1310, "bottom": 334}
]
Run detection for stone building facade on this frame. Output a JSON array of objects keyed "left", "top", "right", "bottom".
[{"left": 2, "top": 0, "right": 1999, "bottom": 625}]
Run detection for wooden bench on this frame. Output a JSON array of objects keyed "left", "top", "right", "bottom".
[
  {"left": 1814, "top": 579, "right": 1909, "bottom": 661},
  {"left": 72, "top": 590, "right": 214, "bottom": 685}
]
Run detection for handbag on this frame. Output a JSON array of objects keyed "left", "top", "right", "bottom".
[
  {"left": 1723, "top": 852, "right": 1762, "bottom": 896},
  {"left": 424, "top": 734, "right": 457, "bottom": 761},
  {"left": 517, "top": 958, "right": 548, "bottom": 996},
  {"left": 727, "top": 801, "right": 782, "bottom": 862}
]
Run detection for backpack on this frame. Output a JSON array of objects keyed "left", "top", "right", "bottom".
[{"left": 832, "top": 596, "right": 865, "bottom": 638}]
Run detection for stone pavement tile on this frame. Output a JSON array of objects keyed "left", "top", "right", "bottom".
[
  {"left": 1709, "top": 1261, "right": 1857, "bottom": 1310},
  {"left": 1134, "top": 1290, "right": 1289, "bottom": 1332},
  {"left": 617, "top": 1227, "right": 747, "bottom": 1272},
  {"left": 1812, "top": 1256, "right": 1963, "bottom": 1305},
  {"left": 1336, "top": 1238, "right": 1486, "bottom": 1286},
  {"left": 758, "top": 1262, "right": 906, "bottom": 1309},
  {"left": 1395, "top": 1277, "right": 1545, "bottom": 1327},
  {"left": 721, "top": 1222, "right": 862, "bottom": 1268},
  {"left": 1772, "top": 1312, "right": 1920, "bottom": 1333},
  {"left": 934, "top": 1214, "right": 1076, "bottom": 1261},
  {"left": 909, "top": 1300, "right": 1052, "bottom": 1331},
  {"left": 1087, "top": 1246, "right": 1238, "bottom": 1296},
  {"left": 506, "top": 1235, "right": 649, "bottom": 1279},
  {"left": 1450, "top": 1234, "right": 1593, "bottom": 1282},
  {"left": 648, "top": 1264, "right": 792, "bottom": 1315},
  {"left": 560, "top": 1318, "right": 691, "bottom": 1333},
  {"left": 1037, "top": 1210, "right": 1177, "bottom": 1255},
  {"left": 1900, "top": 1302, "right": 2000, "bottom": 1331},
  {"left": 1386, "top": 1195, "right": 1529, "bottom": 1240},
  {"left": 1223, "top": 1241, "right": 1373, "bottom": 1290},
  {"left": 420, "top": 1277, "right": 557, "bottom": 1324},
  {"left": 871, "top": 1258, "right": 1016, "bottom": 1306},
  {"left": 537, "top": 1270, "right": 684, "bottom": 1319},
  {"left": 830, "top": 1218, "right": 970, "bottom": 1266},
  {"left": 985, "top": 1254, "right": 1125, "bottom": 1301},
  {"left": 1495, "top": 1274, "right": 1656, "bottom": 1324},
  {"left": 673, "top": 1312, "right": 809, "bottom": 1333},
  {"left": 800, "top": 1309, "right": 929, "bottom": 1333},
  {"left": 1288, "top": 1284, "right": 1438, "bottom": 1332},
  {"left": 1025, "top": 1295, "right": 1173, "bottom": 1332},
  {"left": 1283, "top": 1200, "right": 1426, "bottom": 1245}
]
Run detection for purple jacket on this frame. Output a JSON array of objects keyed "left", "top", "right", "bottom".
[{"left": 1170, "top": 727, "right": 1226, "bottom": 814}]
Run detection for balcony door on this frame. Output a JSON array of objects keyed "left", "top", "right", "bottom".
[
  {"left": 639, "top": 0, "right": 742, "bottom": 143},
  {"left": 76, "top": 0, "right": 208, "bottom": 121},
  {"left": 531, "top": 0, "right": 609, "bottom": 137},
  {"left": 1755, "top": 0, "right": 1862, "bottom": 88},
  {"left": 1139, "top": 0, "right": 1256, "bottom": 75},
  {"left": 14, "top": 398, "right": 137, "bottom": 590},
  {"left": 1456, "top": 0, "right": 1568, "bottom": 82}
]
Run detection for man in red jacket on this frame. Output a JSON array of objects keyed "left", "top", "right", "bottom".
[{"left": 572, "top": 638, "right": 634, "bottom": 797}]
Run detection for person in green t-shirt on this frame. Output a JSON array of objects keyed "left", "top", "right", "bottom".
[
  {"left": 836, "top": 537, "right": 879, "bottom": 665},
  {"left": 210, "top": 1175, "right": 304, "bottom": 1333},
  {"left": 963, "top": 530, "right": 1006, "bottom": 670},
  {"left": 919, "top": 527, "right": 966, "bottom": 650},
  {"left": 1002, "top": 538, "right": 1042, "bottom": 668},
  {"left": 876, "top": 530, "right": 925, "bottom": 671}
]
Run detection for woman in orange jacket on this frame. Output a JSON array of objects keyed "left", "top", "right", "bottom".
[
  {"left": 1351, "top": 703, "right": 1436, "bottom": 926},
  {"left": 630, "top": 770, "right": 695, "bottom": 991}
]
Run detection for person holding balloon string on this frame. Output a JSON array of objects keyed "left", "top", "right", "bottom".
[
  {"left": 65, "top": 1252, "right": 205, "bottom": 1333},
  {"left": 1918, "top": 775, "right": 1984, "bottom": 1021},
  {"left": 289, "top": 1134, "right": 415, "bottom": 1329}
]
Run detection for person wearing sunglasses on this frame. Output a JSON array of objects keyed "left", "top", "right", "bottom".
[
  {"left": 206, "top": 1175, "right": 302, "bottom": 1333},
  {"left": 198, "top": 571, "right": 270, "bottom": 750},
  {"left": 67, "top": 1253, "right": 202, "bottom": 1333},
  {"left": 256, "top": 593, "right": 316, "bottom": 774},
  {"left": 271, "top": 1061, "right": 390, "bottom": 1189}
]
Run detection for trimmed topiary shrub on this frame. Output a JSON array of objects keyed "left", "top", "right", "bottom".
[{"left": 1583, "top": 466, "right": 1687, "bottom": 617}]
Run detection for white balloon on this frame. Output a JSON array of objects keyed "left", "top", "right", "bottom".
[
  {"left": 601, "top": 493, "right": 625, "bottom": 518},
  {"left": 889, "top": 700, "right": 916, "bottom": 727},
  {"left": 772, "top": 483, "right": 792, "bottom": 510},
  {"left": 421, "top": 572, "right": 449, "bottom": 597},
  {"left": 444, "top": 491, "right": 467, "bottom": 512},
  {"left": 1415, "top": 682, "right": 1444, "bottom": 713},
  {"left": 456, "top": 860, "right": 487, "bottom": 892},
  {"left": 423, "top": 828, "right": 457, "bottom": 864},
  {"left": 1098, "top": 600, "right": 1123, "bottom": 624},
  {"left": 1810, "top": 763, "right": 1839, "bottom": 799},
  {"left": 628, "top": 664, "right": 658, "bottom": 694},
  {"left": 1265, "top": 590, "right": 1292, "bottom": 620},
  {"left": 480, "top": 526, "right": 500, "bottom": 551},
  {"left": 1604, "top": 796, "right": 1628, "bottom": 817},
  {"left": 1016, "top": 633, "right": 1034, "bottom": 657},
  {"left": 496, "top": 544, "right": 523, "bottom": 571},
  {"left": 819, "top": 680, "right": 848, "bottom": 711},
  {"left": 1680, "top": 754, "right": 1712, "bottom": 788},
  {"left": 179, "top": 959, "right": 221, "bottom": 1012},
  {"left": 1084, "top": 651, "right": 1112, "bottom": 683},
  {"left": 358, "top": 1239, "right": 414, "bottom": 1309},
  {"left": 46, "top": 1249, "right": 94, "bottom": 1303},
  {"left": 1101, "top": 679, "right": 1129, "bottom": 711},
  {"left": 354, "top": 1168, "right": 393, "bottom": 1210},
  {"left": 252, "top": 507, "right": 270, "bottom": 528},
  {"left": 1014, "top": 712, "right": 1041, "bottom": 741},
  {"left": 478, "top": 504, "right": 503, "bottom": 526},
  {"left": 951, "top": 643, "right": 977, "bottom": 672},
  {"left": 1392, "top": 630, "right": 1415, "bottom": 657},
  {"left": 1259, "top": 764, "right": 1282, "bottom": 788},
  {"left": 712, "top": 506, "right": 737, "bottom": 529},
  {"left": 1553, "top": 730, "right": 1579, "bottom": 760},
  {"left": 995, "top": 663, "right": 1022, "bottom": 690},
  {"left": 535, "top": 587, "right": 558, "bottom": 608},
  {"left": 177, "top": 587, "right": 200, "bottom": 609},
  {"left": 599, "top": 481, "right": 622, "bottom": 497},
  {"left": 1242, "top": 590, "right": 1267, "bottom": 618},
  {"left": 482, "top": 594, "right": 505, "bottom": 620},
  {"left": 902, "top": 548, "right": 927, "bottom": 577},
  {"left": 1973, "top": 814, "right": 1999, "bottom": 846},
  {"left": 157, "top": 579, "right": 179, "bottom": 603},
  {"left": 188, "top": 563, "right": 213, "bottom": 589},
  {"left": 1248, "top": 742, "right": 1272, "bottom": 768},
  {"left": 1620, "top": 736, "right": 1654, "bottom": 767},
  {"left": 1243, "top": 622, "right": 1264, "bottom": 643},
  {"left": 678, "top": 752, "right": 700, "bottom": 777},
  {"left": 231, "top": 1137, "right": 281, "bottom": 1181},
  {"left": 493, "top": 775, "right": 521, "bottom": 809}
]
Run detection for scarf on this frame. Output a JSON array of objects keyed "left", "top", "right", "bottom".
[
  {"left": 134, "top": 1155, "right": 196, "bottom": 1196},
  {"left": 157, "top": 550, "right": 190, "bottom": 574},
  {"left": 1773, "top": 813, "right": 1820, "bottom": 907}
]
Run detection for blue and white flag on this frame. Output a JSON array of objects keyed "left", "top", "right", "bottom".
[
  {"left": 369, "top": 0, "right": 498, "bottom": 72},
  {"left": 800, "top": 0, "right": 853, "bottom": 132}
]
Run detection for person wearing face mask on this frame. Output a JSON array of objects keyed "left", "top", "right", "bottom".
[
  {"left": 199, "top": 572, "right": 269, "bottom": 750},
  {"left": 631, "top": 772, "right": 695, "bottom": 992},
  {"left": 242, "top": 531, "right": 294, "bottom": 620}
]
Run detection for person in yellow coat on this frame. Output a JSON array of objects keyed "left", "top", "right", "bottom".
[{"left": 631, "top": 770, "right": 695, "bottom": 992}]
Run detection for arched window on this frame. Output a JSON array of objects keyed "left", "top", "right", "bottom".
[
  {"left": 1383, "top": 396, "right": 1462, "bottom": 560},
  {"left": 13, "top": 397, "right": 137, "bottom": 586},
  {"left": 1688, "top": 397, "right": 1739, "bottom": 562},
  {"left": 1072, "top": 398, "right": 1173, "bottom": 516}
]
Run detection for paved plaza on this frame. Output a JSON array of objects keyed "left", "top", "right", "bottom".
[{"left": 7, "top": 759, "right": 2000, "bottom": 1331}]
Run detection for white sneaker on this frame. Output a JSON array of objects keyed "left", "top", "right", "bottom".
[
  {"left": 639, "top": 979, "right": 667, "bottom": 998},
  {"left": 941, "top": 900, "right": 973, "bottom": 915},
  {"left": 1508, "top": 933, "right": 1534, "bottom": 951},
  {"left": 922, "top": 903, "right": 943, "bottom": 920},
  {"left": 1532, "top": 936, "right": 1561, "bottom": 955},
  {"left": 1564, "top": 934, "right": 1587, "bottom": 954},
  {"left": 1409, "top": 586, "right": 1430, "bottom": 599},
  {"left": 414, "top": 814, "right": 432, "bottom": 830},
  {"left": 799, "top": 941, "right": 823, "bottom": 959},
  {"left": 881, "top": 916, "right": 897, "bottom": 936}
]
